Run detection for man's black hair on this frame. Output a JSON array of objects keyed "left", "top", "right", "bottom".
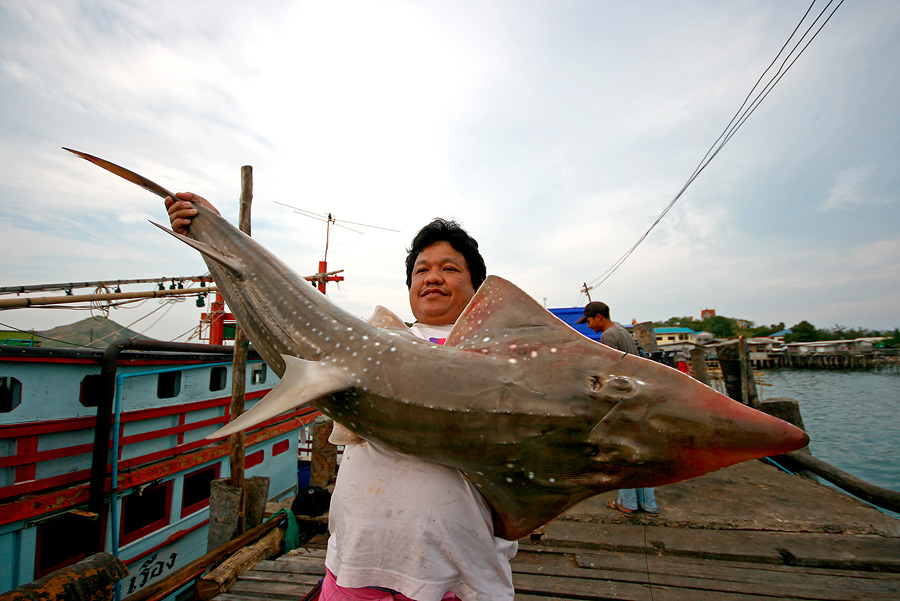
[{"left": 405, "top": 218, "right": 486, "bottom": 290}]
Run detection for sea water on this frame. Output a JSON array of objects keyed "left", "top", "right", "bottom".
[{"left": 756, "top": 369, "right": 900, "bottom": 498}]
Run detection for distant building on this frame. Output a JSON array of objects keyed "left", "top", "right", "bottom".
[
  {"left": 691, "top": 331, "right": 715, "bottom": 345},
  {"left": 783, "top": 338, "right": 886, "bottom": 356},
  {"left": 655, "top": 327, "right": 694, "bottom": 346},
  {"left": 700, "top": 308, "right": 716, "bottom": 320},
  {"left": 770, "top": 329, "right": 792, "bottom": 342}
]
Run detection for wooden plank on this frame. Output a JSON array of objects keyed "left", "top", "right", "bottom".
[
  {"left": 246, "top": 561, "right": 324, "bottom": 575},
  {"left": 228, "top": 579, "right": 318, "bottom": 600},
  {"left": 513, "top": 550, "right": 899, "bottom": 600},
  {"left": 576, "top": 552, "right": 900, "bottom": 593},
  {"left": 240, "top": 566, "right": 325, "bottom": 582},
  {"left": 513, "top": 572, "right": 654, "bottom": 601},
  {"left": 518, "top": 546, "right": 900, "bottom": 583}
]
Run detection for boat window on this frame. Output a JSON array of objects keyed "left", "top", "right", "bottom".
[
  {"left": 120, "top": 481, "right": 173, "bottom": 546},
  {"left": 181, "top": 464, "right": 219, "bottom": 516},
  {"left": 79, "top": 374, "right": 103, "bottom": 407},
  {"left": 157, "top": 371, "right": 181, "bottom": 399},
  {"left": 245, "top": 450, "right": 264, "bottom": 469},
  {"left": 209, "top": 366, "right": 227, "bottom": 392},
  {"left": 34, "top": 512, "right": 94, "bottom": 578},
  {"left": 273, "top": 439, "right": 291, "bottom": 456},
  {"left": 250, "top": 363, "right": 267, "bottom": 385},
  {"left": 1, "top": 377, "right": 22, "bottom": 412}
]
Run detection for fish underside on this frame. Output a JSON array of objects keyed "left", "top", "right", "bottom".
[{"left": 67, "top": 149, "right": 810, "bottom": 541}]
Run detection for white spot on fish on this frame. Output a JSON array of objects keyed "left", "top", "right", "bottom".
[
  {"left": 530, "top": 351, "right": 538, "bottom": 358},
  {"left": 483, "top": 337, "right": 491, "bottom": 342},
  {"left": 508, "top": 358, "right": 517, "bottom": 365},
  {"left": 505, "top": 477, "right": 513, "bottom": 483},
  {"left": 550, "top": 348, "right": 558, "bottom": 353}
]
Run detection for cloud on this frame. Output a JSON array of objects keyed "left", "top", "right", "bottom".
[
  {"left": 822, "top": 165, "right": 878, "bottom": 210},
  {"left": 1, "top": 0, "right": 899, "bottom": 339}
]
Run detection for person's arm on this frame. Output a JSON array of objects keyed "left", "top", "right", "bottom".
[{"left": 164, "top": 192, "right": 220, "bottom": 236}]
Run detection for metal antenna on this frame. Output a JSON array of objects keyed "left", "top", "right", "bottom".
[
  {"left": 273, "top": 201, "right": 400, "bottom": 262},
  {"left": 274, "top": 201, "right": 400, "bottom": 294}
]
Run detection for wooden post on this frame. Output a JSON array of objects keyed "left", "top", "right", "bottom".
[
  {"left": 229, "top": 166, "right": 253, "bottom": 534},
  {"left": 0, "top": 553, "right": 128, "bottom": 601},
  {"left": 718, "top": 337, "right": 760, "bottom": 406},
  {"left": 632, "top": 322, "right": 658, "bottom": 353},
  {"left": 310, "top": 415, "right": 336, "bottom": 488},
  {"left": 738, "top": 336, "right": 750, "bottom": 405},
  {"left": 689, "top": 347, "right": 709, "bottom": 385}
]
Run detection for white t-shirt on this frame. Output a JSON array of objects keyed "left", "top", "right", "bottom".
[{"left": 325, "top": 323, "right": 518, "bottom": 601}]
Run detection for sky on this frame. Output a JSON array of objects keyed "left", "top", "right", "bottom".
[{"left": 1, "top": 0, "right": 898, "bottom": 345}]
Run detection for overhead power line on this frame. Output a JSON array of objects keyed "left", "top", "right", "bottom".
[{"left": 582, "top": 0, "right": 845, "bottom": 301}]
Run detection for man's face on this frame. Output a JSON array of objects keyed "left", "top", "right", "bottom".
[
  {"left": 586, "top": 314, "right": 605, "bottom": 333},
  {"left": 409, "top": 240, "right": 476, "bottom": 326}
]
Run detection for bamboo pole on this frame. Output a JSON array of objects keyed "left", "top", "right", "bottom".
[
  {"left": 0, "top": 269, "right": 344, "bottom": 310},
  {"left": 0, "top": 286, "right": 217, "bottom": 308}
]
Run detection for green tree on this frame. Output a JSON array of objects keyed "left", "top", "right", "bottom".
[
  {"left": 702, "top": 315, "right": 736, "bottom": 338},
  {"left": 654, "top": 316, "right": 701, "bottom": 330},
  {"left": 882, "top": 329, "right": 900, "bottom": 348},
  {"left": 752, "top": 322, "right": 785, "bottom": 337},
  {"left": 785, "top": 321, "right": 820, "bottom": 343}
]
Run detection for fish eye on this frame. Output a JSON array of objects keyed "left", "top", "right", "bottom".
[
  {"left": 608, "top": 376, "right": 634, "bottom": 393},
  {"left": 590, "top": 375, "right": 636, "bottom": 397}
]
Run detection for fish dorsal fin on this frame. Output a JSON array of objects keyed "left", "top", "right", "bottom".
[
  {"left": 207, "top": 355, "right": 353, "bottom": 439},
  {"left": 367, "top": 305, "right": 410, "bottom": 331},
  {"left": 446, "top": 275, "right": 586, "bottom": 350},
  {"left": 150, "top": 221, "right": 245, "bottom": 278}
]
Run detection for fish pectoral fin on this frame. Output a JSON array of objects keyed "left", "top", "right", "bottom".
[
  {"left": 366, "top": 305, "right": 410, "bottom": 331},
  {"left": 206, "top": 355, "right": 354, "bottom": 439},
  {"left": 149, "top": 221, "right": 245, "bottom": 278}
]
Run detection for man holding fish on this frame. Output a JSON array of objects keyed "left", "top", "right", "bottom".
[
  {"left": 68, "top": 148, "right": 808, "bottom": 600},
  {"left": 167, "top": 194, "right": 516, "bottom": 601}
]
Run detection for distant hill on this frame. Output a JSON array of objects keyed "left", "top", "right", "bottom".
[{"left": 37, "top": 316, "right": 156, "bottom": 348}]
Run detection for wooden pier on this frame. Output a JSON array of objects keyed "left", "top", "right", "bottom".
[{"left": 213, "top": 460, "right": 900, "bottom": 601}]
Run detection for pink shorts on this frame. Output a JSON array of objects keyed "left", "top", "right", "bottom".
[{"left": 320, "top": 569, "right": 461, "bottom": 601}]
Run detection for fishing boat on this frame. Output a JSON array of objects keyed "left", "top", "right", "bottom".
[{"left": 0, "top": 303, "right": 318, "bottom": 599}]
